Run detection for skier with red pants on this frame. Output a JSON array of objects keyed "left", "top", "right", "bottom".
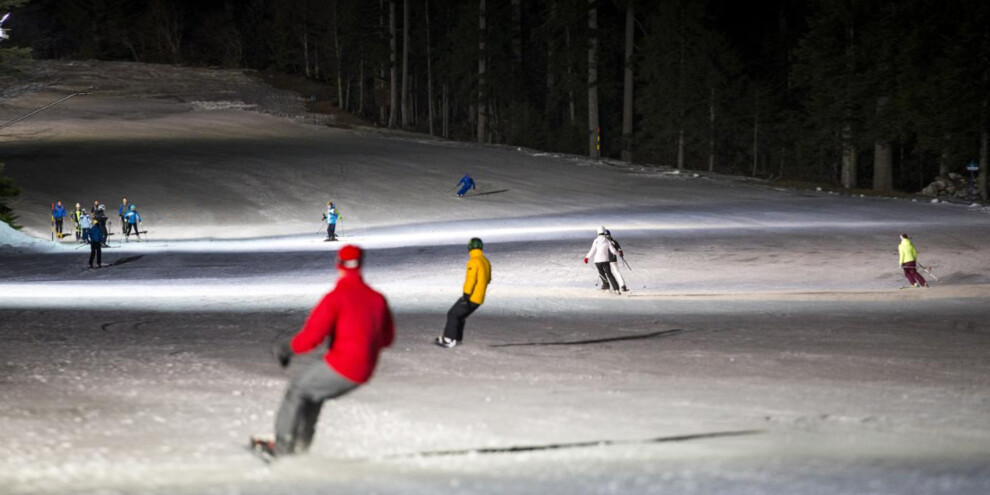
[
  {"left": 898, "top": 234, "right": 927, "bottom": 288},
  {"left": 254, "top": 245, "right": 395, "bottom": 458}
]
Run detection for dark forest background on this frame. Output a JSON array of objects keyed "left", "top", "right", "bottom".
[{"left": 3, "top": 0, "right": 990, "bottom": 197}]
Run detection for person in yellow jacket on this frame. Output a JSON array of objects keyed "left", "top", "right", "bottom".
[
  {"left": 898, "top": 233, "right": 927, "bottom": 288},
  {"left": 436, "top": 237, "right": 491, "bottom": 348}
]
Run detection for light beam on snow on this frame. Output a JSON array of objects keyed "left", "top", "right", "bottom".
[{"left": 37, "top": 218, "right": 917, "bottom": 255}]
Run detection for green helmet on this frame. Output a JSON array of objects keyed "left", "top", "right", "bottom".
[{"left": 468, "top": 237, "right": 484, "bottom": 251}]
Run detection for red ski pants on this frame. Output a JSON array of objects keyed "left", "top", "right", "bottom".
[{"left": 901, "top": 261, "right": 927, "bottom": 287}]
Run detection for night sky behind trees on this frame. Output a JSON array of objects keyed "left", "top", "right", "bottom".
[{"left": 7, "top": 0, "right": 990, "bottom": 196}]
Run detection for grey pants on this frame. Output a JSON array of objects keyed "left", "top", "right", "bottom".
[{"left": 274, "top": 360, "right": 358, "bottom": 455}]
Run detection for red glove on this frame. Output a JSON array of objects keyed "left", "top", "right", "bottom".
[
  {"left": 618, "top": 250, "right": 624, "bottom": 257},
  {"left": 583, "top": 257, "right": 588, "bottom": 264}
]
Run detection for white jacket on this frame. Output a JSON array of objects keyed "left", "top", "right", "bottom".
[{"left": 586, "top": 235, "right": 617, "bottom": 263}]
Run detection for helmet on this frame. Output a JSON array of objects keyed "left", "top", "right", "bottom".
[
  {"left": 468, "top": 237, "right": 484, "bottom": 251},
  {"left": 98, "top": 204, "right": 105, "bottom": 211},
  {"left": 604, "top": 229, "right": 612, "bottom": 237},
  {"left": 597, "top": 226, "right": 606, "bottom": 235},
  {"left": 335, "top": 245, "right": 363, "bottom": 270},
  {"left": 129, "top": 205, "right": 136, "bottom": 211}
]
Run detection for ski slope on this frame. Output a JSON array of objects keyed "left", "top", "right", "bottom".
[{"left": 1, "top": 61, "right": 989, "bottom": 495}]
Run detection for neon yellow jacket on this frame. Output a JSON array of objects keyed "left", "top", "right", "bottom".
[
  {"left": 898, "top": 238, "right": 918, "bottom": 265},
  {"left": 463, "top": 249, "right": 492, "bottom": 305}
]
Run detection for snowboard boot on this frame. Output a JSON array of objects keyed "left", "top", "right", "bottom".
[{"left": 249, "top": 436, "right": 278, "bottom": 461}]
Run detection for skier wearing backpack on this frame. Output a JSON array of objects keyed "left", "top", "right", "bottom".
[
  {"left": 604, "top": 229, "right": 629, "bottom": 292},
  {"left": 584, "top": 226, "right": 621, "bottom": 294},
  {"left": 456, "top": 174, "right": 476, "bottom": 197},
  {"left": 435, "top": 237, "right": 491, "bottom": 348},
  {"left": 898, "top": 233, "right": 928, "bottom": 288}
]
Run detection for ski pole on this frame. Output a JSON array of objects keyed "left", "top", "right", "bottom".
[
  {"left": 620, "top": 255, "right": 632, "bottom": 271},
  {"left": 917, "top": 263, "right": 941, "bottom": 284}
]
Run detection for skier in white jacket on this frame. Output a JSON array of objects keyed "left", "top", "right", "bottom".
[{"left": 583, "top": 226, "right": 621, "bottom": 294}]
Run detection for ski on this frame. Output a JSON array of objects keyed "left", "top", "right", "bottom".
[
  {"left": 620, "top": 256, "right": 632, "bottom": 271},
  {"left": 917, "top": 264, "right": 941, "bottom": 284}
]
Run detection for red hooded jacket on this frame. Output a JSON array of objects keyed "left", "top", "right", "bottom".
[{"left": 291, "top": 272, "right": 395, "bottom": 383}]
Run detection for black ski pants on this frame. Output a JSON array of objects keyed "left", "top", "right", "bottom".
[
  {"left": 125, "top": 222, "right": 140, "bottom": 237},
  {"left": 274, "top": 360, "right": 358, "bottom": 456},
  {"left": 444, "top": 297, "right": 480, "bottom": 341},
  {"left": 595, "top": 262, "right": 619, "bottom": 291},
  {"left": 326, "top": 223, "right": 337, "bottom": 240},
  {"left": 88, "top": 241, "right": 102, "bottom": 267},
  {"left": 55, "top": 218, "right": 63, "bottom": 235}
]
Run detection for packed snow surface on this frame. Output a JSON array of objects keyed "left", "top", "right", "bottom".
[{"left": 1, "top": 61, "right": 989, "bottom": 494}]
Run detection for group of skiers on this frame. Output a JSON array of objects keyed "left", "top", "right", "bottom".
[{"left": 51, "top": 198, "right": 144, "bottom": 268}]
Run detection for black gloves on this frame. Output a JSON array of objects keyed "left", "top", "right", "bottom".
[
  {"left": 272, "top": 339, "right": 293, "bottom": 368},
  {"left": 462, "top": 293, "right": 472, "bottom": 303}
]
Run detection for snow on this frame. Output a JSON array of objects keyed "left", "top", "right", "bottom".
[{"left": 1, "top": 61, "right": 989, "bottom": 494}]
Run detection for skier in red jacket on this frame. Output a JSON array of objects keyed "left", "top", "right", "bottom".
[{"left": 251, "top": 245, "right": 395, "bottom": 458}]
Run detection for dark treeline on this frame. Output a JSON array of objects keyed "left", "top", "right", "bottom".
[{"left": 9, "top": 0, "right": 990, "bottom": 196}]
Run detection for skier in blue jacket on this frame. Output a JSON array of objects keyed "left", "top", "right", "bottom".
[
  {"left": 86, "top": 221, "right": 105, "bottom": 268},
  {"left": 456, "top": 174, "right": 476, "bottom": 197},
  {"left": 323, "top": 201, "right": 341, "bottom": 241},
  {"left": 123, "top": 204, "right": 142, "bottom": 240},
  {"left": 52, "top": 201, "right": 67, "bottom": 237}
]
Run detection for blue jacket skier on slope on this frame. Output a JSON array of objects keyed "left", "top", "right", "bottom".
[
  {"left": 323, "top": 201, "right": 342, "bottom": 241},
  {"left": 123, "top": 205, "right": 142, "bottom": 240},
  {"left": 456, "top": 174, "right": 476, "bottom": 197}
]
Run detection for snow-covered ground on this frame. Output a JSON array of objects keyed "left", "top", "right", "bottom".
[{"left": 1, "top": 61, "right": 989, "bottom": 494}]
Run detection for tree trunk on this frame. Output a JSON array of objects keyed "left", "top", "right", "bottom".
[
  {"left": 442, "top": 82, "right": 450, "bottom": 138},
  {"left": 708, "top": 86, "right": 716, "bottom": 172},
  {"left": 389, "top": 1, "right": 398, "bottom": 128},
  {"left": 872, "top": 97, "right": 893, "bottom": 191},
  {"left": 566, "top": 27, "right": 575, "bottom": 126},
  {"left": 401, "top": 0, "right": 411, "bottom": 127},
  {"left": 753, "top": 90, "right": 759, "bottom": 177},
  {"left": 620, "top": 1, "right": 635, "bottom": 163},
  {"left": 587, "top": 0, "right": 600, "bottom": 159},
  {"left": 511, "top": 0, "right": 522, "bottom": 63},
  {"left": 379, "top": 0, "right": 387, "bottom": 125},
  {"left": 334, "top": 1, "right": 344, "bottom": 108},
  {"left": 873, "top": 140, "right": 893, "bottom": 191},
  {"left": 980, "top": 126, "right": 988, "bottom": 201},
  {"left": 477, "top": 0, "right": 487, "bottom": 144},
  {"left": 677, "top": 127, "right": 685, "bottom": 170},
  {"left": 938, "top": 137, "right": 951, "bottom": 176},
  {"left": 426, "top": 0, "right": 435, "bottom": 136},
  {"left": 359, "top": 55, "right": 365, "bottom": 115},
  {"left": 841, "top": 123, "right": 857, "bottom": 188},
  {"left": 303, "top": 30, "right": 310, "bottom": 78},
  {"left": 314, "top": 44, "right": 320, "bottom": 80}
]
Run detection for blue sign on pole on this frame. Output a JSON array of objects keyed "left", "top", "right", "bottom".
[{"left": 967, "top": 160, "right": 979, "bottom": 172}]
